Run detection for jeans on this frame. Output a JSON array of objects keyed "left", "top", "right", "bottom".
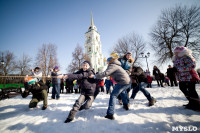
[
  {"left": 106, "top": 86, "right": 111, "bottom": 94},
  {"left": 52, "top": 84, "right": 60, "bottom": 99},
  {"left": 107, "top": 84, "right": 131, "bottom": 115},
  {"left": 131, "top": 82, "right": 152, "bottom": 102}
]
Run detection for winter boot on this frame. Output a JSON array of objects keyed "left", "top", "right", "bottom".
[
  {"left": 42, "top": 105, "right": 47, "bottom": 110},
  {"left": 64, "top": 118, "right": 73, "bottom": 123},
  {"left": 183, "top": 103, "right": 190, "bottom": 106},
  {"left": 149, "top": 97, "right": 156, "bottom": 106},
  {"left": 123, "top": 104, "right": 130, "bottom": 110},
  {"left": 185, "top": 103, "right": 200, "bottom": 111},
  {"left": 105, "top": 114, "right": 115, "bottom": 120}
]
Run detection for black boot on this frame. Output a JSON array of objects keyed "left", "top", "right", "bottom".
[
  {"left": 123, "top": 104, "right": 130, "bottom": 110},
  {"left": 185, "top": 104, "right": 200, "bottom": 111},
  {"left": 64, "top": 118, "right": 73, "bottom": 123},
  {"left": 149, "top": 97, "right": 156, "bottom": 106},
  {"left": 42, "top": 105, "right": 47, "bottom": 110},
  {"left": 105, "top": 114, "right": 115, "bottom": 120}
]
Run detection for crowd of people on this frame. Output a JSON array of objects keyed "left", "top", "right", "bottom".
[{"left": 21, "top": 46, "right": 200, "bottom": 123}]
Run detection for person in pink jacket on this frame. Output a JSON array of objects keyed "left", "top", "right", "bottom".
[{"left": 173, "top": 46, "right": 200, "bottom": 111}]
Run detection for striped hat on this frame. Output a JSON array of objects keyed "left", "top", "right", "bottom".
[{"left": 25, "top": 77, "right": 36, "bottom": 85}]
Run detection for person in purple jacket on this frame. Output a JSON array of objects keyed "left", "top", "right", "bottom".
[{"left": 58, "top": 61, "right": 96, "bottom": 123}]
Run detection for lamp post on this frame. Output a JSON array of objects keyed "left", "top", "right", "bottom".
[
  {"left": 1, "top": 53, "right": 5, "bottom": 88},
  {"left": 1, "top": 53, "right": 4, "bottom": 67},
  {"left": 139, "top": 52, "right": 150, "bottom": 71}
]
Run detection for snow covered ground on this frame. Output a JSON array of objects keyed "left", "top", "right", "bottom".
[{"left": 0, "top": 82, "right": 200, "bottom": 133}]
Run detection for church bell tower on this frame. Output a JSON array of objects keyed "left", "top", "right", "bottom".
[{"left": 84, "top": 13, "right": 105, "bottom": 72}]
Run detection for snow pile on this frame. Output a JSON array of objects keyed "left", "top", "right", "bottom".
[{"left": 0, "top": 82, "right": 200, "bottom": 133}]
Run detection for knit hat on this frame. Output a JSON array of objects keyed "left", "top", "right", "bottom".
[
  {"left": 107, "top": 57, "right": 113, "bottom": 62},
  {"left": 107, "top": 57, "right": 116, "bottom": 64},
  {"left": 24, "top": 77, "right": 36, "bottom": 85},
  {"left": 54, "top": 66, "right": 59, "bottom": 70},
  {"left": 174, "top": 46, "right": 185, "bottom": 53},
  {"left": 83, "top": 61, "right": 91, "bottom": 66}
]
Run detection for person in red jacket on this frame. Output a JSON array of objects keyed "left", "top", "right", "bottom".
[
  {"left": 146, "top": 74, "right": 153, "bottom": 88},
  {"left": 100, "top": 79, "right": 105, "bottom": 92}
]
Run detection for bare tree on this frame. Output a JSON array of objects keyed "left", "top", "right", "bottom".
[
  {"left": 113, "top": 32, "right": 146, "bottom": 65},
  {"left": 35, "top": 44, "right": 59, "bottom": 79},
  {"left": 15, "top": 53, "right": 32, "bottom": 75},
  {"left": 0, "top": 51, "right": 16, "bottom": 76},
  {"left": 67, "top": 44, "right": 89, "bottom": 73},
  {"left": 150, "top": 5, "right": 200, "bottom": 64},
  {"left": 179, "top": 5, "right": 200, "bottom": 57}
]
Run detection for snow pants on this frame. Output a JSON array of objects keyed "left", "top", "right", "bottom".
[
  {"left": 67, "top": 94, "right": 94, "bottom": 120},
  {"left": 179, "top": 81, "right": 200, "bottom": 106}
]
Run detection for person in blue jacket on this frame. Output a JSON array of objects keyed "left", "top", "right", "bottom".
[
  {"left": 117, "top": 52, "right": 134, "bottom": 105},
  {"left": 104, "top": 76, "right": 113, "bottom": 94}
]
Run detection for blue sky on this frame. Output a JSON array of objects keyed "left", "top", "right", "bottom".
[{"left": 0, "top": 0, "right": 200, "bottom": 73}]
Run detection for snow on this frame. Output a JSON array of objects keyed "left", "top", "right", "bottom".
[{"left": 0, "top": 82, "right": 200, "bottom": 133}]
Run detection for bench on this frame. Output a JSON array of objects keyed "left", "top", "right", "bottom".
[{"left": 0, "top": 87, "right": 22, "bottom": 100}]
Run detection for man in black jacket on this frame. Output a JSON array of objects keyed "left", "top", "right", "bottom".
[
  {"left": 130, "top": 66, "right": 156, "bottom": 106},
  {"left": 167, "top": 65, "right": 178, "bottom": 87},
  {"left": 22, "top": 78, "right": 48, "bottom": 110}
]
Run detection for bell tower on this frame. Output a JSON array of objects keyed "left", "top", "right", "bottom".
[{"left": 85, "top": 13, "right": 104, "bottom": 72}]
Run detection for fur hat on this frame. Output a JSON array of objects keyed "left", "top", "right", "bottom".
[{"left": 172, "top": 46, "right": 195, "bottom": 62}]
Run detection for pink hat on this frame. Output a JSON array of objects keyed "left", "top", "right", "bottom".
[{"left": 174, "top": 46, "right": 185, "bottom": 53}]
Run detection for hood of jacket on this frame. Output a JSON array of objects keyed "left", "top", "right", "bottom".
[{"left": 109, "top": 59, "right": 121, "bottom": 66}]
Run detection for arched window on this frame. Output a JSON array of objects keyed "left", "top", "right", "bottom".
[{"left": 88, "top": 47, "right": 91, "bottom": 52}]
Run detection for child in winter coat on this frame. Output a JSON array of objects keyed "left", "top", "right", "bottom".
[
  {"left": 104, "top": 76, "right": 113, "bottom": 94},
  {"left": 58, "top": 61, "right": 96, "bottom": 123},
  {"left": 146, "top": 74, "right": 153, "bottom": 88},
  {"left": 97, "top": 78, "right": 105, "bottom": 92},
  {"left": 89, "top": 57, "right": 131, "bottom": 120},
  {"left": 22, "top": 77, "right": 48, "bottom": 110},
  {"left": 173, "top": 46, "right": 200, "bottom": 111},
  {"left": 164, "top": 76, "right": 170, "bottom": 86}
]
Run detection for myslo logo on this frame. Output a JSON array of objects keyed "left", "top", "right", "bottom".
[{"left": 172, "top": 126, "right": 198, "bottom": 132}]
